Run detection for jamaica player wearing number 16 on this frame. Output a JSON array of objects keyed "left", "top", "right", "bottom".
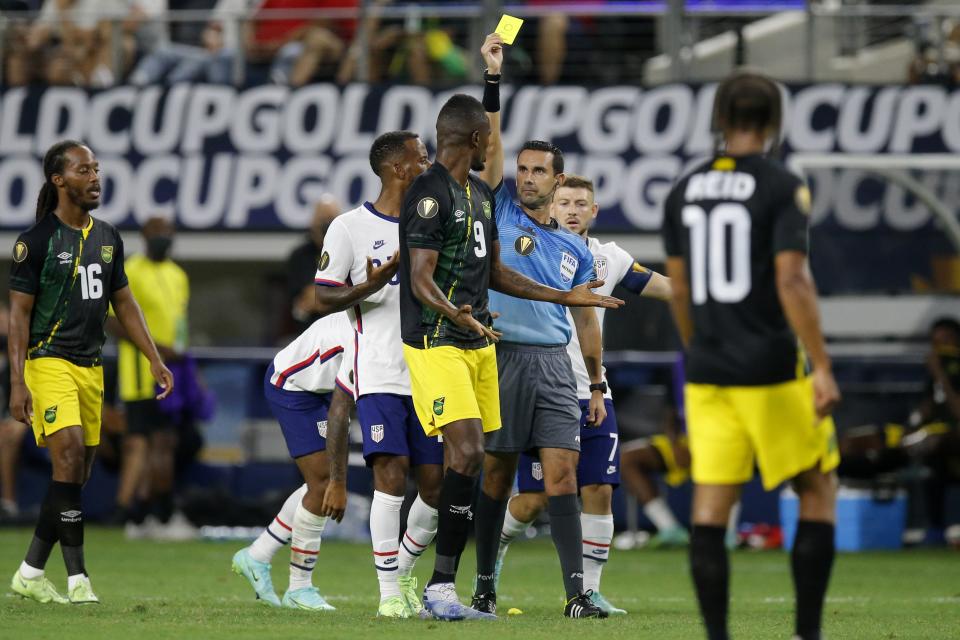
[
  {"left": 8, "top": 141, "right": 174, "bottom": 606},
  {"left": 661, "top": 73, "right": 841, "bottom": 640}
]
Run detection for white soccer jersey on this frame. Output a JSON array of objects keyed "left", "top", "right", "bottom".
[
  {"left": 566, "top": 236, "right": 635, "bottom": 400},
  {"left": 270, "top": 312, "right": 354, "bottom": 394},
  {"left": 314, "top": 202, "right": 409, "bottom": 397}
]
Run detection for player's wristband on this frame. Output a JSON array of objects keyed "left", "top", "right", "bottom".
[
  {"left": 589, "top": 382, "right": 607, "bottom": 394},
  {"left": 483, "top": 71, "right": 501, "bottom": 113}
]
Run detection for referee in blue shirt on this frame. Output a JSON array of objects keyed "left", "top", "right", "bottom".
[{"left": 470, "top": 34, "right": 621, "bottom": 620}]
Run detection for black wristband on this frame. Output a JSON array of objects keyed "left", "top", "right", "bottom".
[{"left": 482, "top": 71, "right": 501, "bottom": 113}]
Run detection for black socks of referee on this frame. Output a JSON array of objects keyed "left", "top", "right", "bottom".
[
  {"left": 429, "top": 468, "right": 476, "bottom": 586},
  {"left": 474, "top": 491, "right": 508, "bottom": 595},
  {"left": 690, "top": 525, "right": 730, "bottom": 640},
  {"left": 548, "top": 494, "right": 584, "bottom": 599},
  {"left": 24, "top": 481, "right": 85, "bottom": 577},
  {"left": 791, "top": 520, "right": 835, "bottom": 640}
]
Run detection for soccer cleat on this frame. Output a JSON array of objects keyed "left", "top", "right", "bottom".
[
  {"left": 231, "top": 548, "right": 281, "bottom": 607},
  {"left": 423, "top": 582, "right": 496, "bottom": 621},
  {"left": 397, "top": 575, "right": 424, "bottom": 615},
  {"left": 10, "top": 570, "right": 68, "bottom": 604},
  {"left": 470, "top": 590, "right": 497, "bottom": 616},
  {"left": 647, "top": 526, "right": 690, "bottom": 549},
  {"left": 67, "top": 576, "right": 100, "bottom": 604},
  {"left": 589, "top": 591, "right": 626, "bottom": 615},
  {"left": 377, "top": 595, "right": 411, "bottom": 618},
  {"left": 281, "top": 586, "right": 336, "bottom": 611},
  {"left": 564, "top": 591, "right": 609, "bottom": 619}
]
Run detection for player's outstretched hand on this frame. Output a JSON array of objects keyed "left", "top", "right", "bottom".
[
  {"left": 586, "top": 392, "right": 606, "bottom": 427},
  {"left": 452, "top": 304, "right": 503, "bottom": 342},
  {"left": 366, "top": 251, "right": 400, "bottom": 290},
  {"left": 9, "top": 381, "right": 32, "bottom": 424},
  {"left": 482, "top": 33, "right": 504, "bottom": 74},
  {"left": 563, "top": 281, "right": 625, "bottom": 309},
  {"left": 812, "top": 367, "right": 840, "bottom": 419},
  {"left": 320, "top": 481, "right": 347, "bottom": 523},
  {"left": 152, "top": 360, "right": 175, "bottom": 400}
]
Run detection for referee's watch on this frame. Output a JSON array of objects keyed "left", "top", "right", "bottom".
[{"left": 589, "top": 382, "right": 607, "bottom": 394}]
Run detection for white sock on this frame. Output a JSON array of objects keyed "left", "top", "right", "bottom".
[
  {"left": 727, "top": 501, "right": 742, "bottom": 536},
  {"left": 371, "top": 490, "right": 403, "bottom": 601},
  {"left": 644, "top": 496, "right": 680, "bottom": 532},
  {"left": 249, "top": 484, "right": 306, "bottom": 563},
  {"left": 67, "top": 574, "right": 86, "bottom": 591},
  {"left": 398, "top": 494, "right": 438, "bottom": 576},
  {"left": 289, "top": 500, "right": 328, "bottom": 591},
  {"left": 581, "top": 513, "right": 613, "bottom": 593},
  {"left": 497, "top": 498, "right": 533, "bottom": 563},
  {"left": 19, "top": 561, "right": 43, "bottom": 580}
]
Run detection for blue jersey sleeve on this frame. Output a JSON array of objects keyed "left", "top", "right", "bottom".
[
  {"left": 572, "top": 244, "right": 595, "bottom": 287},
  {"left": 493, "top": 181, "right": 513, "bottom": 226}
]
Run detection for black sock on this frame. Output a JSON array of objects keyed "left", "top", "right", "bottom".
[
  {"left": 153, "top": 492, "right": 174, "bottom": 524},
  {"left": 474, "top": 491, "right": 508, "bottom": 595},
  {"left": 690, "top": 525, "right": 730, "bottom": 640},
  {"left": 24, "top": 484, "right": 60, "bottom": 571},
  {"left": 547, "top": 493, "right": 583, "bottom": 599},
  {"left": 791, "top": 520, "right": 835, "bottom": 640},
  {"left": 50, "top": 481, "right": 86, "bottom": 577},
  {"left": 429, "top": 468, "right": 477, "bottom": 587}
]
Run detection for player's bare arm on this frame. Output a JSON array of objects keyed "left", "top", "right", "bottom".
[
  {"left": 477, "top": 33, "right": 505, "bottom": 189},
  {"left": 7, "top": 290, "right": 34, "bottom": 423},
  {"left": 774, "top": 250, "right": 840, "bottom": 418},
  {"left": 111, "top": 285, "right": 174, "bottom": 400},
  {"left": 570, "top": 305, "right": 607, "bottom": 426},
  {"left": 408, "top": 246, "right": 502, "bottom": 342},
  {"left": 314, "top": 250, "right": 400, "bottom": 317},
  {"left": 489, "top": 240, "right": 624, "bottom": 309},
  {"left": 640, "top": 271, "right": 672, "bottom": 301},
  {"left": 665, "top": 257, "right": 693, "bottom": 347},
  {"left": 320, "top": 386, "right": 354, "bottom": 523}
]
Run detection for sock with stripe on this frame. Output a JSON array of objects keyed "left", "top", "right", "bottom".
[
  {"left": 581, "top": 513, "right": 613, "bottom": 593},
  {"left": 249, "top": 484, "right": 306, "bottom": 563},
  {"left": 497, "top": 497, "right": 533, "bottom": 565},
  {"left": 428, "top": 468, "right": 476, "bottom": 587},
  {"left": 371, "top": 490, "right": 403, "bottom": 600},
  {"left": 791, "top": 520, "right": 835, "bottom": 640},
  {"left": 398, "top": 494, "right": 438, "bottom": 577},
  {"left": 288, "top": 500, "right": 328, "bottom": 590},
  {"left": 644, "top": 496, "right": 680, "bottom": 532},
  {"left": 474, "top": 490, "right": 508, "bottom": 594},
  {"left": 548, "top": 493, "right": 584, "bottom": 599}
]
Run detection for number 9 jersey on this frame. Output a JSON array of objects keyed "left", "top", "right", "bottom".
[
  {"left": 399, "top": 162, "right": 498, "bottom": 350},
  {"left": 9, "top": 215, "right": 128, "bottom": 367},
  {"left": 661, "top": 155, "right": 810, "bottom": 386}
]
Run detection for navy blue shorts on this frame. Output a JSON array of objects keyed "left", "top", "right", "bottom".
[
  {"left": 356, "top": 393, "right": 443, "bottom": 467},
  {"left": 264, "top": 364, "right": 331, "bottom": 459},
  {"left": 517, "top": 398, "right": 620, "bottom": 492}
]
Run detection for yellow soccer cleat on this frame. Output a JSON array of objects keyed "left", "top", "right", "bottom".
[{"left": 11, "top": 570, "right": 68, "bottom": 604}]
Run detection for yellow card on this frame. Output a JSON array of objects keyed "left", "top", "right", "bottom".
[{"left": 495, "top": 14, "right": 524, "bottom": 45}]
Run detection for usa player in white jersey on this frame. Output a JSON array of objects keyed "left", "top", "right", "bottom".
[
  {"left": 313, "top": 131, "right": 439, "bottom": 618},
  {"left": 232, "top": 312, "right": 356, "bottom": 610},
  {"left": 496, "top": 176, "right": 671, "bottom": 614}
]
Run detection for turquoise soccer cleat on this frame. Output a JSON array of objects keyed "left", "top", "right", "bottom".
[
  {"left": 282, "top": 586, "right": 336, "bottom": 611},
  {"left": 231, "top": 548, "right": 281, "bottom": 607}
]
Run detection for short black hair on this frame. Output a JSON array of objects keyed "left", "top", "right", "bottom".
[
  {"left": 932, "top": 316, "right": 960, "bottom": 339},
  {"left": 519, "top": 140, "right": 564, "bottom": 175},
  {"left": 369, "top": 131, "right": 418, "bottom": 178},
  {"left": 436, "top": 94, "right": 487, "bottom": 144},
  {"left": 712, "top": 72, "right": 782, "bottom": 138}
]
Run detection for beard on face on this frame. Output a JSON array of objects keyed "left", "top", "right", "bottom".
[
  {"left": 519, "top": 191, "right": 551, "bottom": 210},
  {"left": 67, "top": 183, "right": 100, "bottom": 211}
]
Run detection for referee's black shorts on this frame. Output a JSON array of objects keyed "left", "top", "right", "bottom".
[{"left": 125, "top": 399, "right": 171, "bottom": 436}]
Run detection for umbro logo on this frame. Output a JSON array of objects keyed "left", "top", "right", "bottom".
[
  {"left": 57, "top": 251, "right": 72, "bottom": 264},
  {"left": 60, "top": 510, "right": 82, "bottom": 522},
  {"left": 450, "top": 504, "right": 473, "bottom": 520},
  {"left": 373, "top": 240, "right": 385, "bottom": 250}
]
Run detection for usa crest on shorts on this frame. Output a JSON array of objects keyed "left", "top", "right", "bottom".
[
  {"left": 532, "top": 462, "right": 543, "bottom": 481},
  {"left": 560, "top": 252, "right": 578, "bottom": 283},
  {"left": 370, "top": 423, "right": 384, "bottom": 443},
  {"left": 317, "top": 420, "right": 328, "bottom": 439}
]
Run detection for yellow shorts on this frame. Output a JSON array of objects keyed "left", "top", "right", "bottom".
[
  {"left": 651, "top": 435, "right": 691, "bottom": 487},
  {"left": 685, "top": 377, "right": 839, "bottom": 491},
  {"left": 402, "top": 343, "right": 501, "bottom": 437},
  {"left": 24, "top": 357, "right": 103, "bottom": 447}
]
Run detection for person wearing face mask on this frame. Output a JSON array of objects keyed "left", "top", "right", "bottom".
[{"left": 109, "top": 216, "right": 192, "bottom": 540}]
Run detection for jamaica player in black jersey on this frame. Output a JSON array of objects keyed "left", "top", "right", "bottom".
[
  {"left": 662, "top": 74, "right": 841, "bottom": 640},
  {"left": 8, "top": 141, "right": 173, "bottom": 605}
]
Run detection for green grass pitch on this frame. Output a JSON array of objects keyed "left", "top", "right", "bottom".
[{"left": 1, "top": 528, "right": 957, "bottom": 639}]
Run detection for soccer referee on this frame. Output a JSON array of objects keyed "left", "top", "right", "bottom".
[{"left": 8, "top": 141, "right": 173, "bottom": 605}]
